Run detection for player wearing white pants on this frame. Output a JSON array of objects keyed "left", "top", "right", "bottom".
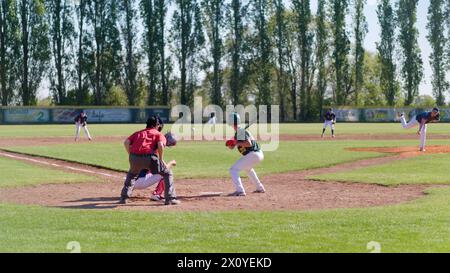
[
  {"left": 226, "top": 112, "right": 265, "bottom": 196},
  {"left": 229, "top": 151, "right": 265, "bottom": 195},
  {"left": 74, "top": 111, "right": 92, "bottom": 141},
  {"left": 323, "top": 120, "right": 335, "bottom": 130},
  {"left": 400, "top": 108, "right": 440, "bottom": 152}
]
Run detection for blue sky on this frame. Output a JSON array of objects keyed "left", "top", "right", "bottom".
[{"left": 38, "top": 0, "right": 445, "bottom": 101}]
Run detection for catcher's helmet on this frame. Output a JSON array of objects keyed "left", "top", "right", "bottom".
[{"left": 165, "top": 132, "right": 177, "bottom": 147}]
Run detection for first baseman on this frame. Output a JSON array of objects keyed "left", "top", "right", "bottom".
[
  {"left": 226, "top": 112, "right": 266, "bottom": 197},
  {"left": 322, "top": 108, "right": 336, "bottom": 138},
  {"left": 400, "top": 108, "right": 440, "bottom": 152},
  {"left": 74, "top": 111, "right": 92, "bottom": 142}
]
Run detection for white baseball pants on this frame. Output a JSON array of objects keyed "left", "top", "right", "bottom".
[
  {"left": 323, "top": 120, "right": 335, "bottom": 130},
  {"left": 229, "top": 151, "right": 265, "bottom": 194},
  {"left": 134, "top": 173, "right": 163, "bottom": 190},
  {"left": 75, "top": 122, "right": 92, "bottom": 140},
  {"left": 401, "top": 116, "right": 427, "bottom": 150}
]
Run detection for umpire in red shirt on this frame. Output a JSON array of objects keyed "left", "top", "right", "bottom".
[{"left": 119, "top": 116, "right": 180, "bottom": 205}]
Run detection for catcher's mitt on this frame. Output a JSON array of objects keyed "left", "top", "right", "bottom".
[{"left": 165, "top": 132, "right": 177, "bottom": 147}]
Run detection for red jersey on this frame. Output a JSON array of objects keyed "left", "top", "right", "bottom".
[{"left": 128, "top": 128, "right": 163, "bottom": 155}]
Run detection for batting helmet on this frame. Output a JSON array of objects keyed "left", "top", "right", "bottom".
[{"left": 228, "top": 112, "right": 241, "bottom": 126}]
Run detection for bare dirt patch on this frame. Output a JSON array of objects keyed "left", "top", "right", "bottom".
[{"left": 0, "top": 150, "right": 431, "bottom": 212}]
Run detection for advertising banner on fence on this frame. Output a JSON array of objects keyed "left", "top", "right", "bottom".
[
  {"left": 3, "top": 108, "right": 50, "bottom": 123},
  {"left": 53, "top": 109, "right": 80, "bottom": 123},
  {"left": 334, "top": 109, "right": 361, "bottom": 122},
  {"left": 439, "top": 108, "right": 450, "bottom": 122},
  {"left": 134, "top": 108, "right": 171, "bottom": 123},
  {"left": 363, "top": 108, "right": 396, "bottom": 122},
  {"left": 83, "top": 109, "right": 132, "bottom": 123}
]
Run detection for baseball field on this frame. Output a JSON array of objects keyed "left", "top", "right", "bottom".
[{"left": 0, "top": 123, "right": 449, "bottom": 253}]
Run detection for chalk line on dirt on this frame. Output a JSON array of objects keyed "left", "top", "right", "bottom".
[{"left": 0, "top": 151, "right": 124, "bottom": 179}]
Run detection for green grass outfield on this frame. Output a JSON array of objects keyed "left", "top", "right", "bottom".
[
  {"left": 311, "top": 153, "right": 450, "bottom": 186},
  {"left": 0, "top": 123, "right": 449, "bottom": 138},
  {"left": 0, "top": 186, "right": 449, "bottom": 252},
  {"left": 1, "top": 124, "right": 450, "bottom": 252},
  {"left": 0, "top": 157, "right": 94, "bottom": 187}
]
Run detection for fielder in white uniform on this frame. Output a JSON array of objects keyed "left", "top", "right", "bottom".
[
  {"left": 74, "top": 111, "right": 92, "bottom": 141},
  {"left": 207, "top": 113, "right": 217, "bottom": 124},
  {"left": 400, "top": 108, "right": 440, "bottom": 152},
  {"left": 226, "top": 113, "right": 265, "bottom": 197}
]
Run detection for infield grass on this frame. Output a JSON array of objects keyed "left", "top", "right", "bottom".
[
  {"left": 0, "top": 186, "right": 449, "bottom": 252},
  {"left": 310, "top": 153, "right": 450, "bottom": 186},
  {"left": 4, "top": 140, "right": 389, "bottom": 178},
  {"left": 5, "top": 139, "right": 450, "bottom": 179},
  {"left": 0, "top": 157, "right": 94, "bottom": 187}
]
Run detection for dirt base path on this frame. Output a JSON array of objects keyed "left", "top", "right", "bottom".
[{"left": 1, "top": 147, "right": 444, "bottom": 212}]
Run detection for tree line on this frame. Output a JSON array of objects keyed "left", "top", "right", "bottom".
[{"left": 0, "top": 0, "right": 448, "bottom": 121}]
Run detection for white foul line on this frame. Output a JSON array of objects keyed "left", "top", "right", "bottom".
[{"left": 0, "top": 151, "right": 124, "bottom": 179}]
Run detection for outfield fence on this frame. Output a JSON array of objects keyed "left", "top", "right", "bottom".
[
  {"left": 0, "top": 106, "right": 170, "bottom": 124},
  {"left": 0, "top": 106, "right": 448, "bottom": 124}
]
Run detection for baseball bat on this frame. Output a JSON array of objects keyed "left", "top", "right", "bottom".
[{"left": 245, "top": 110, "right": 267, "bottom": 129}]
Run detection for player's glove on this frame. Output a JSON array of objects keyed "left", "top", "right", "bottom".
[
  {"left": 226, "top": 139, "right": 237, "bottom": 149},
  {"left": 165, "top": 132, "right": 177, "bottom": 147},
  {"left": 82, "top": 122, "right": 87, "bottom": 127}
]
